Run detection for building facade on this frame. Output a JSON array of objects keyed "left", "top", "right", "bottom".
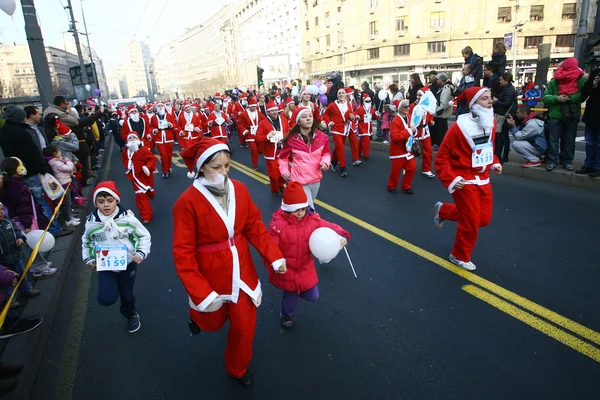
[
  {"left": 302, "top": 0, "right": 598, "bottom": 88},
  {"left": 121, "top": 41, "right": 157, "bottom": 100}
]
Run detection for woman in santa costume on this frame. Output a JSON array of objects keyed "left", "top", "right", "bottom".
[
  {"left": 207, "top": 102, "right": 233, "bottom": 145},
  {"left": 177, "top": 102, "right": 202, "bottom": 151},
  {"left": 433, "top": 87, "right": 502, "bottom": 271},
  {"left": 122, "top": 134, "right": 157, "bottom": 224},
  {"left": 299, "top": 89, "right": 326, "bottom": 130},
  {"left": 408, "top": 88, "right": 436, "bottom": 178},
  {"left": 345, "top": 87, "right": 362, "bottom": 167},
  {"left": 172, "top": 138, "right": 287, "bottom": 387},
  {"left": 152, "top": 103, "right": 176, "bottom": 179},
  {"left": 255, "top": 100, "right": 290, "bottom": 197},
  {"left": 324, "top": 87, "right": 355, "bottom": 177},
  {"left": 355, "top": 93, "right": 378, "bottom": 161},
  {"left": 120, "top": 105, "right": 153, "bottom": 152},
  {"left": 388, "top": 99, "right": 417, "bottom": 194},
  {"left": 239, "top": 97, "right": 265, "bottom": 170},
  {"left": 233, "top": 93, "right": 249, "bottom": 147},
  {"left": 141, "top": 104, "right": 157, "bottom": 152}
]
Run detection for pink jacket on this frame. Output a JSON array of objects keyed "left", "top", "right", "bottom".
[
  {"left": 48, "top": 157, "right": 75, "bottom": 186},
  {"left": 380, "top": 111, "right": 391, "bottom": 130},
  {"left": 278, "top": 130, "right": 331, "bottom": 185}
]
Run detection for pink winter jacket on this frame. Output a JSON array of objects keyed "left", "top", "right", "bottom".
[
  {"left": 278, "top": 130, "right": 331, "bottom": 185},
  {"left": 48, "top": 157, "right": 75, "bottom": 186}
]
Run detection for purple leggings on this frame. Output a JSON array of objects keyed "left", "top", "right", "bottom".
[{"left": 281, "top": 284, "right": 319, "bottom": 319}]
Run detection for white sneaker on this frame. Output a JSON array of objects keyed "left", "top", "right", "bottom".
[
  {"left": 449, "top": 254, "right": 476, "bottom": 271},
  {"left": 434, "top": 202, "right": 444, "bottom": 228},
  {"left": 70, "top": 217, "right": 80, "bottom": 222},
  {"left": 352, "top": 160, "right": 362, "bottom": 166},
  {"left": 66, "top": 219, "right": 80, "bottom": 227},
  {"left": 33, "top": 267, "right": 58, "bottom": 278},
  {"left": 422, "top": 171, "right": 436, "bottom": 178},
  {"left": 382, "top": 140, "right": 389, "bottom": 144}
]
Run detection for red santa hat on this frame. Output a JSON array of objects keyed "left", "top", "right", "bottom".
[
  {"left": 54, "top": 117, "right": 72, "bottom": 136},
  {"left": 192, "top": 102, "right": 199, "bottom": 109},
  {"left": 455, "top": 86, "right": 490, "bottom": 109},
  {"left": 417, "top": 86, "right": 430, "bottom": 96},
  {"left": 291, "top": 106, "right": 311, "bottom": 125},
  {"left": 392, "top": 99, "right": 402, "bottom": 110},
  {"left": 127, "top": 105, "right": 137, "bottom": 114},
  {"left": 266, "top": 100, "right": 278, "bottom": 111},
  {"left": 248, "top": 97, "right": 258, "bottom": 106},
  {"left": 274, "top": 91, "right": 280, "bottom": 97},
  {"left": 239, "top": 92, "right": 248, "bottom": 99},
  {"left": 215, "top": 92, "right": 222, "bottom": 99},
  {"left": 363, "top": 94, "right": 371, "bottom": 102},
  {"left": 345, "top": 88, "right": 354, "bottom": 95},
  {"left": 281, "top": 181, "right": 309, "bottom": 212},
  {"left": 93, "top": 181, "right": 120, "bottom": 204},
  {"left": 180, "top": 137, "right": 230, "bottom": 179},
  {"left": 284, "top": 97, "right": 294, "bottom": 106},
  {"left": 126, "top": 133, "right": 139, "bottom": 141}
]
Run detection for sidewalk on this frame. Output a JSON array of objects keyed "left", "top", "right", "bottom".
[{"left": 0, "top": 143, "right": 111, "bottom": 400}]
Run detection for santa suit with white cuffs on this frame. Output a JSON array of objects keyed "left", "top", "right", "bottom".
[
  {"left": 240, "top": 98, "right": 265, "bottom": 169},
  {"left": 141, "top": 110, "right": 157, "bottom": 151},
  {"left": 255, "top": 101, "right": 290, "bottom": 195},
  {"left": 387, "top": 101, "right": 416, "bottom": 192},
  {"left": 173, "top": 138, "right": 285, "bottom": 381},
  {"left": 153, "top": 104, "right": 177, "bottom": 175},
  {"left": 434, "top": 87, "right": 501, "bottom": 268},
  {"left": 207, "top": 108, "right": 233, "bottom": 144},
  {"left": 121, "top": 134, "right": 157, "bottom": 223},
  {"left": 355, "top": 94, "right": 378, "bottom": 159},
  {"left": 120, "top": 106, "right": 152, "bottom": 150},
  {"left": 177, "top": 105, "right": 202, "bottom": 150},
  {"left": 324, "top": 94, "right": 354, "bottom": 170}
]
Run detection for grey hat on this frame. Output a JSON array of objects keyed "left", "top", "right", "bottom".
[
  {"left": 4, "top": 105, "right": 26, "bottom": 122},
  {"left": 427, "top": 70, "right": 438, "bottom": 76},
  {"left": 436, "top": 72, "right": 449, "bottom": 81}
]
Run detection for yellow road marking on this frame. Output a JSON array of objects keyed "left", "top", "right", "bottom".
[
  {"left": 463, "top": 285, "right": 600, "bottom": 363},
  {"left": 229, "top": 159, "right": 600, "bottom": 355},
  {"left": 230, "top": 160, "right": 271, "bottom": 183}
]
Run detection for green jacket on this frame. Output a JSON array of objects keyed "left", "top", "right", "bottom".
[{"left": 542, "top": 77, "right": 586, "bottom": 120}]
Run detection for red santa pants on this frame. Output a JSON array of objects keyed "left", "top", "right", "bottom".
[
  {"left": 358, "top": 135, "right": 371, "bottom": 158},
  {"left": 439, "top": 184, "right": 493, "bottom": 262},
  {"left": 348, "top": 132, "right": 359, "bottom": 161},
  {"left": 189, "top": 292, "right": 256, "bottom": 378},
  {"left": 331, "top": 134, "right": 347, "bottom": 168},
  {"left": 157, "top": 143, "right": 173, "bottom": 173},
  {"left": 237, "top": 123, "right": 246, "bottom": 146},
  {"left": 135, "top": 190, "right": 153, "bottom": 222},
  {"left": 257, "top": 141, "right": 265, "bottom": 155},
  {"left": 420, "top": 137, "right": 433, "bottom": 173},
  {"left": 142, "top": 138, "right": 155, "bottom": 153},
  {"left": 247, "top": 141, "right": 259, "bottom": 169},
  {"left": 266, "top": 159, "right": 285, "bottom": 193},
  {"left": 387, "top": 157, "right": 416, "bottom": 190}
]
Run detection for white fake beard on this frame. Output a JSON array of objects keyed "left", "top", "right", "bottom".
[
  {"left": 364, "top": 102, "right": 371, "bottom": 112},
  {"left": 146, "top": 112, "right": 155, "bottom": 119},
  {"left": 126, "top": 140, "right": 140, "bottom": 152},
  {"left": 184, "top": 111, "right": 193, "bottom": 120},
  {"left": 471, "top": 104, "right": 495, "bottom": 133},
  {"left": 157, "top": 109, "right": 165, "bottom": 116},
  {"left": 166, "top": 106, "right": 172, "bottom": 113},
  {"left": 130, "top": 114, "right": 140, "bottom": 123},
  {"left": 241, "top": 100, "right": 247, "bottom": 106},
  {"left": 199, "top": 173, "right": 227, "bottom": 190}
]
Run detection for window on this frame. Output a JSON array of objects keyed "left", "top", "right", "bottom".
[
  {"left": 305, "top": 21, "right": 309, "bottom": 31},
  {"left": 315, "top": 16, "right": 319, "bottom": 27},
  {"left": 394, "top": 44, "right": 410, "bottom": 56},
  {"left": 338, "top": 31, "right": 343, "bottom": 45},
  {"left": 530, "top": 5, "right": 544, "bottom": 22},
  {"left": 396, "top": 0, "right": 406, "bottom": 7},
  {"left": 326, "top": 34, "right": 331, "bottom": 47},
  {"left": 562, "top": 3, "right": 576, "bottom": 19},
  {"left": 369, "top": 0, "right": 378, "bottom": 11},
  {"left": 337, "top": 7, "right": 342, "bottom": 24},
  {"left": 396, "top": 18, "right": 406, "bottom": 32},
  {"left": 524, "top": 36, "right": 543, "bottom": 48},
  {"left": 367, "top": 48, "right": 379, "bottom": 59},
  {"left": 430, "top": 12, "right": 444, "bottom": 28},
  {"left": 427, "top": 41, "right": 446, "bottom": 53},
  {"left": 369, "top": 21, "right": 377, "bottom": 39},
  {"left": 325, "top": 11, "right": 330, "bottom": 27},
  {"left": 498, "top": 7, "right": 512, "bottom": 23},
  {"left": 556, "top": 34, "right": 575, "bottom": 48}
]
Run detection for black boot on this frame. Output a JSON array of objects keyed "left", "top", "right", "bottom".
[
  {"left": 234, "top": 370, "right": 254, "bottom": 387},
  {"left": 188, "top": 319, "right": 202, "bottom": 335}
]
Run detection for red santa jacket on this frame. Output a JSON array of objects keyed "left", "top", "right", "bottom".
[
  {"left": 265, "top": 208, "right": 350, "bottom": 293},
  {"left": 239, "top": 109, "right": 265, "bottom": 142},
  {"left": 177, "top": 111, "right": 202, "bottom": 140},
  {"left": 434, "top": 114, "right": 500, "bottom": 193},
  {"left": 197, "top": 112, "right": 209, "bottom": 135},
  {"left": 324, "top": 101, "right": 353, "bottom": 136},
  {"left": 389, "top": 114, "right": 414, "bottom": 160},
  {"left": 355, "top": 105, "right": 378, "bottom": 136},
  {"left": 408, "top": 104, "right": 434, "bottom": 140},
  {"left": 255, "top": 116, "right": 290, "bottom": 160},
  {"left": 153, "top": 113, "right": 176, "bottom": 144},
  {"left": 207, "top": 111, "right": 232, "bottom": 139},
  {"left": 121, "top": 147, "right": 157, "bottom": 193},
  {"left": 120, "top": 117, "right": 152, "bottom": 143},
  {"left": 172, "top": 179, "right": 285, "bottom": 311},
  {"left": 297, "top": 101, "right": 322, "bottom": 126}
]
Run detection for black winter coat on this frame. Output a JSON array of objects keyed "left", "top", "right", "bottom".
[
  {"left": 494, "top": 83, "right": 518, "bottom": 116},
  {"left": 0, "top": 218, "right": 26, "bottom": 266},
  {"left": 0, "top": 121, "right": 49, "bottom": 178},
  {"left": 582, "top": 68, "right": 600, "bottom": 127}
]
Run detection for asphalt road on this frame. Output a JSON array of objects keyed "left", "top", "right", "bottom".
[{"left": 32, "top": 137, "right": 600, "bottom": 400}]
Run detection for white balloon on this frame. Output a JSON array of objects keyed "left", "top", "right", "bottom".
[
  {"left": 291, "top": 87, "right": 299, "bottom": 97},
  {"left": 378, "top": 90, "right": 388, "bottom": 101},
  {"left": 309, "top": 85, "right": 320, "bottom": 96},
  {"left": 72, "top": 99, "right": 78, "bottom": 106},
  {"left": 309, "top": 227, "right": 341, "bottom": 262},
  {"left": 26, "top": 230, "right": 56, "bottom": 253},
  {"left": 238, "top": 86, "right": 247, "bottom": 92},
  {"left": 85, "top": 84, "right": 91, "bottom": 91},
  {"left": 319, "top": 85, "right": 327, "bottom": 95},
  {"left": 0, "top": 0, "right": 16, "bottom": 16}
]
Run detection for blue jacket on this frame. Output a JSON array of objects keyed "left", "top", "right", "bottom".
[{"left": 525, "top": 88, "right": 542, "bottom": 107}]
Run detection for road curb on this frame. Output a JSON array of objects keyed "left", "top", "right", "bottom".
[{"left": 2, "top": 142, "right": 112, "bottom": 400}]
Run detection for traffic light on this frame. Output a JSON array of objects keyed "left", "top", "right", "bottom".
[
  {"left": 257, "top": 66, "right": 264, "bottom": 87},
  {"left": 583, "top": 39, "right": 600, "bottom": 69}
]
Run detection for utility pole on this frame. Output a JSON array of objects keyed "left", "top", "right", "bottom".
[
  {"left": 511, "top": 0, "right": 521, "bottom": 80},
  {"left": 574, "top": 0, "right": 591, "bottom": 66},
  {"left": 341, "top": 0, "right": 346, "bottom": 85},
  {"left": 65, "top": 0, "right": 89, "bottom": 89},
  {"left": 19, "top": 0, "right": 54, "bottom": 108},
  {"left": 80, "top": 0, "right": 98, "bottom": 96}
]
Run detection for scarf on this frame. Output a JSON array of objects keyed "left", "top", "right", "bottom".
[{"left": 98, "top": 208, "right": 129, "bottom": 240}]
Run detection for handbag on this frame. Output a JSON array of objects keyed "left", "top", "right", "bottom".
[
  {"left": 412, "top": 138, "right": 424, "bottom": 157},
  {"left": 39, "top": 173, "right": 65, "bottom": 201}
]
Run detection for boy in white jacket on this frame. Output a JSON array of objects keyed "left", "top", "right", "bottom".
[{"left": 81, "top": 181, "right": 151, "bottom": 333}]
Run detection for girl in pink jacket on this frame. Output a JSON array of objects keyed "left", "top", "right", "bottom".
[
  {"left": 43, "top": 145, "right": 79, "bottom": 227},
  {"left": 265, "top": 182, "right": 349, "bottom": 329},
  {"left": 278, "top": 107, "right": 331, "bottom": 210}
]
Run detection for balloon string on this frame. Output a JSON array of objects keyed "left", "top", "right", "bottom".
[{"left": 344, "top": 247, "right": 357, "bottom": 278}]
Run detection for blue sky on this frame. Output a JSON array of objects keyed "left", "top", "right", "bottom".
[{"left": 0, "top": 0, "right": 233, "bottom": 73}]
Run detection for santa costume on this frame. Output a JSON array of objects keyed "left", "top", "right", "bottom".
[
  {"left": 172, "top": 138, "right": 285, "bottom": 386},
  {"left": 121, "top": 134, "right": 157, "bottom": 223},
  {"left": 233, "top": 93, "right": 248, "bottom": 147},
  {"left": 240, "top": 98, "right": 265, "bottom": 170},
  {"left": 255, "top": 100, "right": 290, "bottom": 196},
  {"left": 434, "top": 87, "right": 501, "bottom": 271},
  {"left": 153, "top": 103, "right": 177, "bottom": 178},
  {"left": 388, "top": 100, "right": 416, "bottom": 193},
  {"left": 345, "top": 88, "right": 361, "bottom": 166},
  {"left": 177, "top": 103, "right": 203, "bottom": 151},
  {"left": 355, "top": 93, "right": 378, "bottom": 161},
  {"left": 207, "top": 106, "right": 233, "bottom": 144},
  {"left": 408, "top": 87, "right": 435, "bottom": 178},
  {"left": 120, "top": 105, "right": 153, "bottom": 151},
  {"left": 323, "top": 89, "right": 354, "bottom": 177}
]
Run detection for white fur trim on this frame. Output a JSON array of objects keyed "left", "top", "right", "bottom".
[
  {"left": 126, "top": 133, "right": 138, "bottom": 140},
  {"left": 187, "top": 171, "right": 196, "bottom": 179},
  {"left": 448, "top": 176, "right": 464, "bottom": 194},
  {"left": 469, "top": 88, "right": 490, "bottom": 108},
  {"left": 271, "top": 258, "right": 286, "bottom": 271},
  {"left": 189, "top": 291, "right": 219, "bottom": 312},
  {"left": 195, "top": 143, "right": 229, "bottom": 171},
  {"left": 93, "top": 187, "right": 120, "bottom": 203},
  {"left": 295, "top": 108, "right": 310, "bottom": 124},
  {"left": 281, "top": 201, "right": 309, "bottom": 212}
]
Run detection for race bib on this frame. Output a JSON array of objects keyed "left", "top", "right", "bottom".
[
  {"left": 364, "top": 113, "right": 372, "bottom": 123},
  {"left": 185, "top": 123, "right": 194, "bottom": 132},
  {"left": 472, "top": 142, "right": 494, "bottom": 168},
  {"left": 95, "top": 243, "right": 128, "bottom": 271},
  {"left": 269, "top": 131, "right": 284, "bottom": 143},
  {"left": 158, "top": 119, "right": 169, "bottom": 130},
  {"left": 250, "top": 125, "right": 258, "bottom": 135},
  {"left": 216, "top": 117, "right": 225, "bottom": 125}
]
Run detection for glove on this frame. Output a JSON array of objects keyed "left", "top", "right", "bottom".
[{"left": 142, "top": 166, "right": 150, "bottom": 176}]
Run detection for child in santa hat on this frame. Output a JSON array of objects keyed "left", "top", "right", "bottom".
[
  {"left": 122, "top": 133, "right": 157, "bottom": 224},
  {"left": 81, "top": 181, "right": 152, "bottom": 334},
  {"left": 265, "top": 181, "right": 350, "bottom": 329}
]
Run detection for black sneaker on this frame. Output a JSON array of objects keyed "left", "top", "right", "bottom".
[
  {"left": 547, "top": 163, "right": 556, "bottom": 171},
  {"left": 403, "top": 188, "right": 414, "bottom": 195},
  {"left": 281, "top": 317, "right": 293, "bottom": 329},
  {"left": 576, "top": 166, "right": 593, "bottom": 175},
  {"left": 0, "top": 379, "right": 18, "bottom": 396},
  {"left": 563, "top": 163, "right": 574, "bottom": 171},
  {"left": 331, "top": 161, "right": 338, "bottom": 171},
  {"left": 0, "top": 363, "right": 24, "bottom": 379},
  {"left": 590, "top": 170, "right": 600, "bottom": 178},
  {"left": 162, "top": 173, "right": 168, "bottom": 179},
  {"left": 188, "top": 319, "right": 202, "bottom": 335},
  {"left": 0, "top": 318, "right": 42, "bottom": 339},
  {"left": 234, "top": 370, "right": 254, "bottom": 387},
  {"left": 128, "top": 313, "right": 141, "bottom": 334}
]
